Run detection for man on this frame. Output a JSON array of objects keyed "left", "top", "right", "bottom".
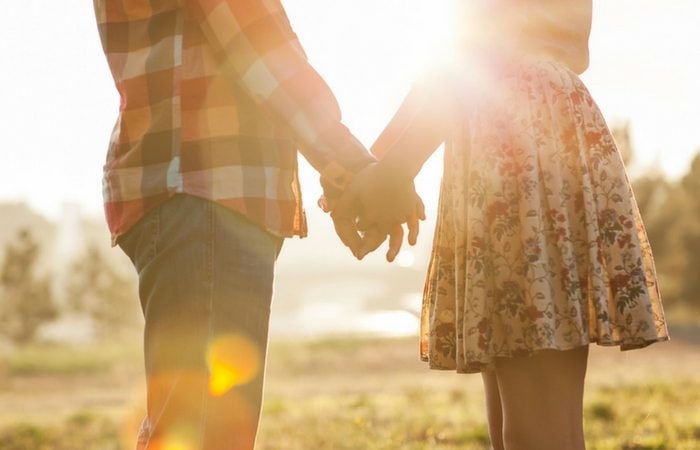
[{"left": 93, "top": 0, "right": 417, "bottom": 448}]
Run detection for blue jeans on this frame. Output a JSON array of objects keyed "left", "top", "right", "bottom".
[{"left": 118, "top": 195, "right": 283, "bottom": 450}]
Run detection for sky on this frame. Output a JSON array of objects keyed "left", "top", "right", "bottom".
[{"left": 0, "top": 0, "right": 699, "bottom": 220}]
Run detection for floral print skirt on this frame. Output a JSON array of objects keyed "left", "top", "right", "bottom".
[{"left": 421, "top": 59, "right": 669, "bottom": 373}]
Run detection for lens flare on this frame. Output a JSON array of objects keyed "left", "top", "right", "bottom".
[
  {"left": 161, "top": 439, "right": 193, "bottom": 450},
  {"left": 396, "top": 250, "right": 416, "bottom": 268},
  {"left": 206, "top": 334, "right": 261, "bottom": 396},
  {"left": 149, "top": 428, "right": 198, "bottom": 450}
]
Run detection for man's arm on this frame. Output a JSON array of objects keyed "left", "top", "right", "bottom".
[{"left": 184, "top": 0, "right": 374, "bottom": 194}]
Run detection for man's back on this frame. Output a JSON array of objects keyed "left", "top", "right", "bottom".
[{"left": 95, "top": 0, "right": 308, "bottom": 242}]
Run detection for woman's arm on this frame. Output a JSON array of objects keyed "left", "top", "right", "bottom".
[
  {"left": 334, "top": 70, "right": 453, "bottom": 257},
  {"left": 371, "top": 71, "right": 453, "bottom": 180}
]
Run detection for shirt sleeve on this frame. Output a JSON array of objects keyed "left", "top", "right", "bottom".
[{"left": 184, "top": 0, "right": 374, "bottom": 193}]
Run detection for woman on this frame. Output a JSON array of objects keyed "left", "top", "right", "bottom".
[{"left": 356, "top": 1, "right": 669, "bottom": 448}]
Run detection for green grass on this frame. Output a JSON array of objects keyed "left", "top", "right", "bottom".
[
  {"left": 0, "top": 335, "right": 698, "bottom": 449},
  {"left": 254, "top": 380, "right": 700, "bottom": 450},
  {"left": 258, "top": 388, "right": 492, "bottom": 450},
  {"left": 0, "top": 412, "right": 121, "bottom": 450},
  {"left": 0, "top": 340, "right": 140, "bottom": 376},
  {"left": 583, "top": 381, "right": 700, "bottom": 450},
  {"left": 1, "top": 380, "right": 697, "bottom": 449}
]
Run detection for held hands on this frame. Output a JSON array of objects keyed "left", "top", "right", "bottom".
[{"left": 326, "top": 162, "right": 425, "bottom": 262}]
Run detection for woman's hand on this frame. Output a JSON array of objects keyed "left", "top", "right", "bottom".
[{"left": 329, "top": 162, "right": 425, "bottom": 261}]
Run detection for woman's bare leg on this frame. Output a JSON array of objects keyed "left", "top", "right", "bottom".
[
  {"left": 489, "top": 346, "right": 589, "bottom": 450},
  {"left": 482, "top": 369, "right": 505, "bottom": 450}
]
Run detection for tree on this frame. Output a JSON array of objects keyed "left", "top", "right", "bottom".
[
  {"left": 0, "top": 229, "right": 57, "bottom": 344},
  {"left": 628, "top": 140, "right": 699, "bottom": 309},
  {"left": 636, "top": 151, "right": 700, "bottom": 309},
  {"left": 64, "top": 243, "right": 139, "bottom": 337},
  {"left": 612, "top": 122, "right": 633, "bottom": 166},
  {"left": 677, "top": 153, "right": 700, "bottom": 307}
]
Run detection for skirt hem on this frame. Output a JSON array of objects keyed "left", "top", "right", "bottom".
[{"left": 422, "top": 335, "right": 671, "bottom": 374}]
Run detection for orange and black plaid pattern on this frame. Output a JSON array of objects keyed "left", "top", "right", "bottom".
[{"left": 94, "top": 0, "right": 374, "bottom": 244}]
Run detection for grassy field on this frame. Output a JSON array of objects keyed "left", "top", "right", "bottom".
[{"left": 1, "top": 330, "right": 699, "bottom": 449}]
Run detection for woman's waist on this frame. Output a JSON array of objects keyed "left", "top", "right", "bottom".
[
  {"left": 466, "top": 33, "right": 589, "bottom": 74},
  {"left": 466, "top": 47, "right": 587, "bottom": 78}
]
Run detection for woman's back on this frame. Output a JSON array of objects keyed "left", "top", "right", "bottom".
[{"left": 467, "top": 0, "right": 593, "bottom": 73}]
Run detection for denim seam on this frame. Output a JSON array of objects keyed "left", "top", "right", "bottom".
[
  {"left": 151, "top": 206, "right": 160, "bottom": 265},
  {"left": 198, "top": 199, "right": 216, "bottom": 448}
]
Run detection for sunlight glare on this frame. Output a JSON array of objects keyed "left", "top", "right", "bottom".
[
  {"left": 359, "top": 311, "right": 419, "bottom": 337},
  {"left": 396, "top": 250, "right": 416, "bottom": 268},
  {"left": 401, "top": 0, "right": 460, "bottom": 74},
  {"left": 161, "top": 440, "right": 193, "bottom": 450},
  {"left": 149, "top": 428, "right": 197, "bottom": 450},
  {"left": 207, "top": 334, "right": 261, "bottom": 397}
]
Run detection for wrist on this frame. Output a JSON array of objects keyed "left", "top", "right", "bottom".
[
  {"left": 320, "top": 158, "right": 377, "bottom": 205},
  {"left": 376, "top": 152, "right": 418, "bottom": 183}
]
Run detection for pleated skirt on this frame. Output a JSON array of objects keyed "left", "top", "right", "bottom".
[{"left": 421, "top": 58, "right": 669, "bottom": 373}]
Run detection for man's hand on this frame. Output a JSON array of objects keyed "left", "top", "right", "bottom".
[
  {"left": 329, "top": 162, "right": 425, "bottom": 261},
  {"left": 352, "top": 198, "right": 425, "bottom": 261},
  {"left": 330, "top": 213, "right": 408, "bottom": 263}
]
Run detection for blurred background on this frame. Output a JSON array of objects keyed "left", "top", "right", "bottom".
[{"left": 0, "top": 1, "right": 699, "bottom": 449}]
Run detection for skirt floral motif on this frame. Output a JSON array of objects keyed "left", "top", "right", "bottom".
[{"left": 421, "top": 59, "right": 669, "bottom": 373}]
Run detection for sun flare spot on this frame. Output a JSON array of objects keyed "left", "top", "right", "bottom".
[
  {"left": 207, "top": 334, "right": 261, "bottom": 397},
  {"left": 400, "top": 0, "right": 461, "bottom": 75},
  {"left": 149, "top": 430, "right": 197, "bottom": 450},
  {"left": 161, "top": 440, "right": 192, "bottom": 450},
  {"left": 396, "top": 250, "right": 416, "bottom": 268}
]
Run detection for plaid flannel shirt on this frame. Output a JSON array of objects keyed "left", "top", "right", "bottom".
[{"left": 94, "top": 0, "right": 374, "bottom": 244}]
